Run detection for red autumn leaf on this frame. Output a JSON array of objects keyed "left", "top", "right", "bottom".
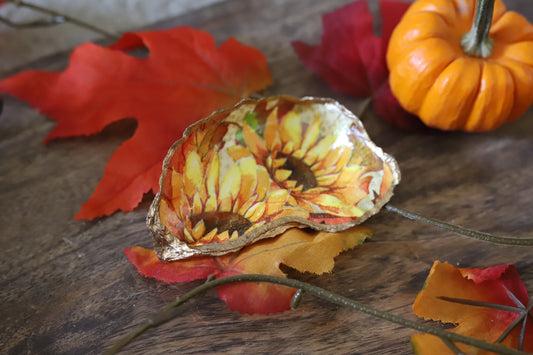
[
  {"left": 291, "top": 0, "right": 425, "bottom": 130},
  {"left": 0, "top": 27, "right": 273, "bottom": 219},
  {"left": 412, "top": 261, "right": 533, "bottom": 354},
  {"left": 124, "top": 226, "right": 372, "bottom": 315}
]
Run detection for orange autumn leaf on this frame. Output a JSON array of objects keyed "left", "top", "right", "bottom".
[
  {"left": 124, "top": 226, "right": 372, "bottom": 314},
  {"left": 412, "top": 261, "right": 533, "bottom": 354},
  {"left": 0, "top": 27, "right": 273, "bottom": 219}
]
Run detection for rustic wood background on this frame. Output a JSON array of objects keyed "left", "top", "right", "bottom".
[{"left": 2, "top": 0, "right": 533, "bottom": 354}]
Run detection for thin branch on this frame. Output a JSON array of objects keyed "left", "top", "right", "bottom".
[
  {"left": 439, "top": 290, "right": 533, "bottom": 349},
  {"left": 438, "top": 296, "right": 525, "bottom": 314},
  {"left": 106, "top": 274, "right": 216, "bottom": 354},
  {"left": 0, "top": 14, "right": 65, "bottom": 28},
  {"left": 107, "top": 299, "right": 198, "bottom": 353},
  {"left": 518, "top": 314, "right": 528, "bottom": 351},
  {"left": 290, "top": 289, "right": 304, "bottom": 310},
  {"left": 385, "top": 204, "right": 533, "bottom": 246},
  {"left": 106, "top": 274, "right": 530, "bottom": 355},
  {"left": 496, "top": 313, "right": 526, "bottom": 344},
  {"left": 1, "top": 0, "right": 119, "bottom": 39}
]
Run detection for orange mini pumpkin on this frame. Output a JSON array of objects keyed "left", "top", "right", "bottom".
[{"left": 387, "top": 0, "right": 533, "bottom": 131}]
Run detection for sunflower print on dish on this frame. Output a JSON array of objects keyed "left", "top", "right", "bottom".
[
  {"left": 159, "top": 150, "right": 294, "bottom": 246},
  {"left": 227, "top": 105, "right": 391, "bottom": 224},
  {"left": 148, "top": 96, "right": 400, "bottom": 261}
]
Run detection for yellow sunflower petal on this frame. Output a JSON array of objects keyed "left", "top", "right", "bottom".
[
  {"left": 275, "top": 169, "right": 292, "bottom": 183},
  {"left": 316, "top": 174, "right": 339, "bottom": 186},
  {"left": 295, "top": 198, "right": 316, "bottom": 212},
  {"left": 266, "top": 98, "right": 279, "bottom": 110},
  {"left": 291, "top": 149, "right": 306, "bottom": 160},
  {"left": 280, "top": 111, "right": 302, "bottom": 148},
  {"left": 178, "top": 194, "right": 190, "bottom": 220},
  {"left": 275, "top": 208, "right": 310, "bottom": 219},
  {"left": 282, "top": 140, "right": 295, "bottom": 155},
  {"left": 303, "top": 151, "right": 318, "bottom": 167},
  {"left": 333, "top": 147, "right": 352, "bottom": 173},
  {"left": 337, "top": 204, "right": 365, "bottom": 218},
  {"left": 264, "top": 107, "right": 279, "bottom": 149},
  {"left": 219, "top": 163, "right": 242, "bottom": 203},
  {"left": 205, "top": 195, "right": 218, "bottom": 212},
  {"left": 331, "top": 186, "right": 368, "bottom": 205},
  {"left": 205, "top": 150, "right": 220, "bottom": 197},
  {"left": 301, "top": 114, "right": 321, "bottom": 152},
  {"left": 183, "top": 227, "right": 196, "bottom": 243},
  {"left": 226, "top": 145, "right": 253, "bottom": 161},
  {"left": 303, "top": 187, "right": 329, "bottom": 194},
  {"left": 271, "top": 157, "right": 287, "bottom": 169},
  {"left": 170, "top": 187, "right": 187, "bottom": 218},
  {"left": 288, "top": 194, "right": 299, "bottom": 206},
  {"left": 244, "top": 201, "right": 267, "bottom": 222},
  {"left": 237, "top": 197, "right": 255, "bottom": 215},
  {"left": 217, "top": 230, "right": 230, "bottom": 242},
  {"left": 310, "top": 194, "right": 365, "bottom": 217},
  {"left": 314, "top": 165, "right": 338, "bottom": 176},
  {"left": 256, "top": 166, "right": 270, "bottom": 200},
  {"left": 285, "top": 180, "right": 297, "bottom": 189},
  {"left": 192, "top": 193, "right": 203, "bottom": 215},
  {"left": 160, "top": 199, "right": 180, "bottom": 228},
  {"left": 321, "top": 147, "right": 344, "bottom": 170},
  {"left": 171, "top": 169, "right": 184, "bottom": 203},
  {"left": 238, "top": 157, "right": 258, "bottom": 202},
  {"left": 306, "top": 133, "right": 337, "bottom": 162},
  {"left": 265, "top": 189, "right": 289, "bottom": 215},
  {"left": 243, "top": 122, "right": 268, "bottom": 160},
  {"left": 183, "top": 151, "right": 205, "bottom": 198},
  {"left": 201, "top": 228, "right": 218, "bottom": 243},
  {"left": 333, "top": 165, "right": 363, "bottom": 188},
  {"left": 230, "top": 231, "right": 239, "bottom": 240},
  {"left": 192, "top": 219, "right": 206, "bottom": 240}
]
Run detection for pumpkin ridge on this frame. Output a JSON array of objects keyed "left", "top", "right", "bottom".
[
  {"left": 466, "top": 62, "right": 514, "bottom": 131},
  {"left": 453, "top": 60, "right": 483, "bottom": 130},
  {"left": 406, "top": 38, "right": 457, "bottom": 111},
  {"left": 420, "top": 58, "right": 481, "bottom": 129},
  {"left": 491, "top": 63, "right": 517, "bottom": 126}
]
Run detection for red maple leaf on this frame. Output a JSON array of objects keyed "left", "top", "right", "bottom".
[
  {"left": 291, "top": 0, "right": 425, "bottom": 130},
  {"left": 412, "top": 261, "right": 533, "bottom": 354},
  {"left": 0, "top": 27, "right": 273, "bottom": 219},
  {"left": 124, "top": 226, "right": 372, "bottom": 315}
]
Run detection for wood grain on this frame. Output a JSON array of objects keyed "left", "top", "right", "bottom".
[{"left": 1, "top": 0, "right": 533, "bottom": 354}]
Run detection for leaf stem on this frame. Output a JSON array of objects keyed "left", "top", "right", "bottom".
[
  {"left": 1, "top": 0, "right": 119, "bottom": 39},
  {"left": 461, "top": 0, "right": 495, "bottom": 58},
  {"left": 385, "top": 204, "right": 533, "bottom": 246},
  {"left": 107, "top": 274, "right": 529, "bottom": 355},
  {"left": 438, "top": 296, "right": 525, "bottom": 314}
]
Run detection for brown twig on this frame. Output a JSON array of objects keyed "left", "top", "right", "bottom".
[
  {"left": 385, "top": 204, "right": 533, "bottom": 246},
  {"left": 106, "top": 274, "right": 530, "bottom": 355}
]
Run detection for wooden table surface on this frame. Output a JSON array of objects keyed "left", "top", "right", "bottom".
[{"left": 2, "top": 0, "right": 533, "bottom": 354}]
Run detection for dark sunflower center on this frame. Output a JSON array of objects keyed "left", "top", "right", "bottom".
[
  {"left": 190, "top": 211, "right": 252, "bottom": 237},
  {"left": 278, "top": 153, "right": 318, "bottom": 191}
]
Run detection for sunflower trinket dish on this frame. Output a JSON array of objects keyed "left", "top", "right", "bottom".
[{"left": 147, "top": 96, "right": 400, "bottom": 261}]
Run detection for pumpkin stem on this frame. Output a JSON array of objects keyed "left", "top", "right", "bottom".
[{"left": 461, "top": 0, "right": 495, "bottom": 58}]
